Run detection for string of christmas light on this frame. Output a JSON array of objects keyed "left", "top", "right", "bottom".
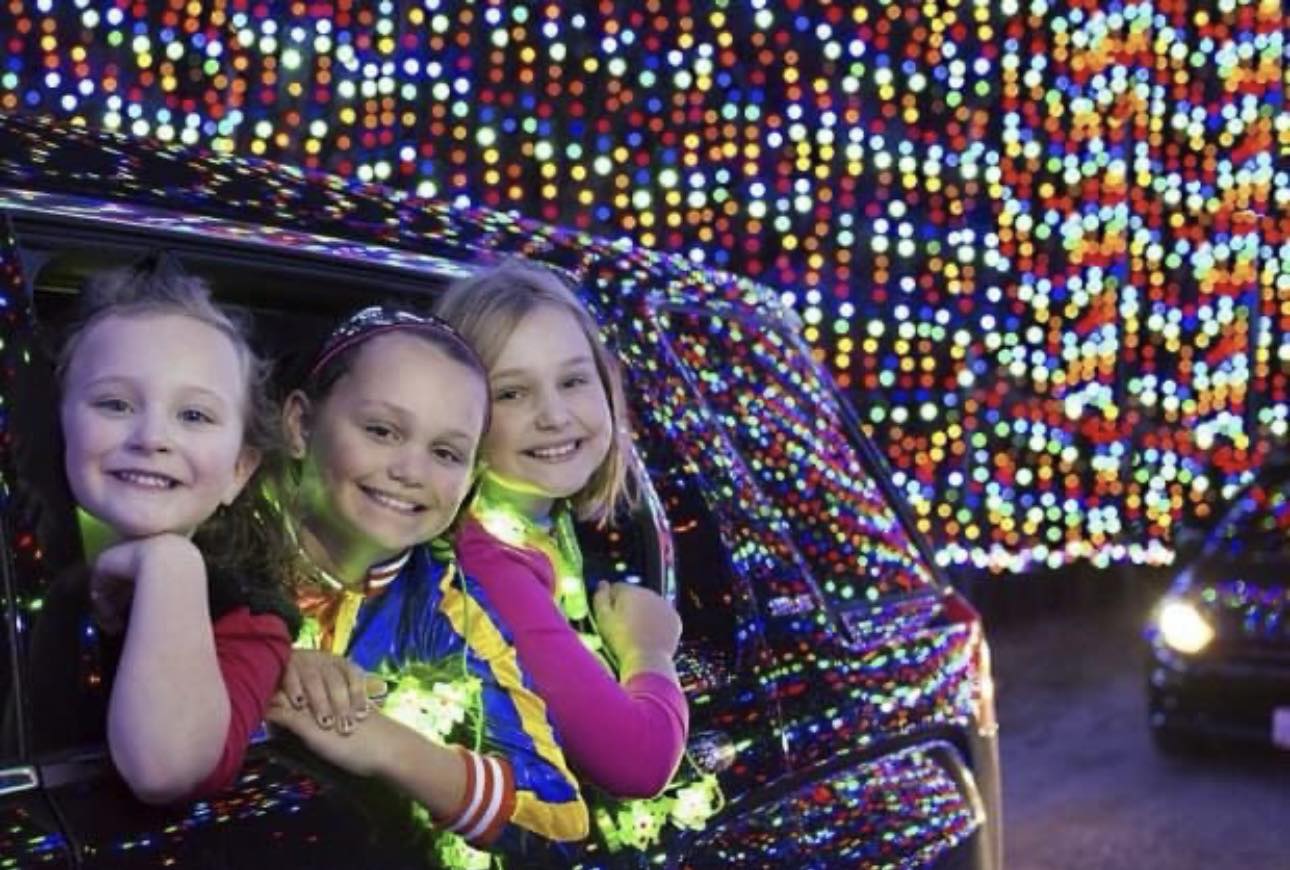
[{"left": 0, "top": 0, "right": 1284, "bottom": 574}]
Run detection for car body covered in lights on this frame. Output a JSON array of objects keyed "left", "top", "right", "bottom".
[
  {"left": 1147, "top": 460, "right": 1290, "bottom": 753},
  {"left": 0, "top": 112, "right": 1000, "bottom": 869}
]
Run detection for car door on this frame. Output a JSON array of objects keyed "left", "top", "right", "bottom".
[
  {"left": 0, "top": 214, "right": 76, "bottom": 867},
  {"left": 607, "top": 299, "right": 796, "bottom": 859},
  {"left": 634, "top": 296, "right": 992, "bottom": 868}
]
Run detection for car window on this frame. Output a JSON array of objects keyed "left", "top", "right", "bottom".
[
  {"left": 15, "top": 240, "right": 438, "bottom": 761},
  {"left": 1209, "top": 472, "right": 1290, "bottom": 559},
  {"left": 651, "top": 460, "right": 744, "bottom": 676},
  {"left": 651, "top": 304, "right": 938, "bottom": 611}
]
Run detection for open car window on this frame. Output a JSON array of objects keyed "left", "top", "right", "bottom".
[{"left": 11, "top": 225, "right": 457, "bottom": 760}]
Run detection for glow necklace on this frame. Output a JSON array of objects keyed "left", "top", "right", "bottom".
[
  {"left": 467, "top": 475, "right": 724, "bottom": 853},
  {"left": 468, "top": 471, "right": 609, "bottom": 662}
]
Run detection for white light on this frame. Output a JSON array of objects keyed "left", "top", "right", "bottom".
[{"left": 1157, "top": 598, "right": 1215, "bottom": 655}]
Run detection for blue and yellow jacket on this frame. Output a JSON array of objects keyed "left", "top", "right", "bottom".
[{"left": 297, "top": 544, "right": 589, "bottom": 852}]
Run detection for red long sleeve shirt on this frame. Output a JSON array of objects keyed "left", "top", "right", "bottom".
[{"left": 186, "top": 606, "right": 293, "bottom": 797}]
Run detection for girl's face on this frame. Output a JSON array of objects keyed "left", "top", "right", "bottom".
[
  {"left": 481, "top": 305, "right": 613, "bottom": 517},
  {"left": 60, "top": 313, "right": 260, "bottom": 539},
  {"left": 285, "top": 332, "right": 486, "bottom": 561}
]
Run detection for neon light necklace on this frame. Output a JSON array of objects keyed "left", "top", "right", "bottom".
[
  {"left": 468, "top": 471, "right": 611, "bottom": 664},
  {"left": 468, "top": 475, "right": 724, "bottom": 854}
]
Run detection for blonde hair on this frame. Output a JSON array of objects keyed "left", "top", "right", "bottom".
[{"left": 435, "top": 260, "right": 638, "bottom": 526}]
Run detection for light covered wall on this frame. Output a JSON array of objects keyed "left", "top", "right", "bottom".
[{"left": 1, "top": 0, "right": 1285, "bottom": 574}]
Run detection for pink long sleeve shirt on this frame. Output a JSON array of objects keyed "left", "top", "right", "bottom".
[{"left": 456, "top": 518, "right": 688, "bottom": 798}]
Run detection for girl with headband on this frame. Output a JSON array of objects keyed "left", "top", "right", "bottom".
[{"left": 263, "top": 305, "right": 588, "bottom": 861}]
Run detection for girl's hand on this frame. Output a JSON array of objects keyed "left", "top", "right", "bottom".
[
  {"left": 280, "top": 649, "right": 373, "bottom": 735},
  {"left": 90, "top": 534, "right": 201, "bottom": 634},
  {"left": 592, "top": 582, "right": 682, "bottom": 679},
  {"left": 266, "top": 695, "right": 392, "bottom": 777}
]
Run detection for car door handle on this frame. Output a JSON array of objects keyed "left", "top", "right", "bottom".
[{"left": 0, "top": 765, "right": 37, "bottom": 796}]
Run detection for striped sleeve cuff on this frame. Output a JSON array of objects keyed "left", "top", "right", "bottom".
[{"left": 442, "top": 748, "right": 517, "bottom": 847}]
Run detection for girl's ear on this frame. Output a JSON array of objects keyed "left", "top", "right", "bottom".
[
  {"left": 282, "top": 390, "right": 312, "bottom": 460},
  {"left": 222, "top": 446, "right": 262, "bottom": 506}
]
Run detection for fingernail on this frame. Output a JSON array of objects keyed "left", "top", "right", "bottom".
[
  {"left": 355, "top": 704, "right": 370, "bottom": 719},
  {"left": 319, "top": 715, "right": 333, "bottom": 728},
  {"left": 292, "top": 695, "right": 305, "bottom": 708},
  {"left": 339, "top": 717, "right": 352, "bottom": 734}
]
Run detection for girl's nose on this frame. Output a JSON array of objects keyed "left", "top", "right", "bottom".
[
  {"left": 534, "top": 391, "right": 571, "bottom": 429},
  {"left": 127, "top": 410, "right": 173, "bottom": 453},
  {"left": 387, "top": 448, "right": 430, "bottom": 488}
]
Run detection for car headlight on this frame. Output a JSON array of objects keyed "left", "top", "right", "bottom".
[{"left": 1156, "top": 598, "right": 1216, "bottom": 655}]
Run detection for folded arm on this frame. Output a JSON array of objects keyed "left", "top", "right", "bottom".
[{"left": 106, "top": 536, "right": 229, "bottom": 803}]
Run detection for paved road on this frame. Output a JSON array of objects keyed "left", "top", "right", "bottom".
[{"left": 990, "top": 585, "right": 1290, "bottom": 870}]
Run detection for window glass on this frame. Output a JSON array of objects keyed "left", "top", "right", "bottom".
[
  {"left": 1209, "top": 466, "right": 1290, "bottom": 564},
  {"left": 653, "top": 305, "right": 937, "bottom": 610},
  {"left": 15, "top": 251, "right": 101, "bottom": 758},
  {"left": 577, "top": 445, "right": 741, "bottom": 666}
]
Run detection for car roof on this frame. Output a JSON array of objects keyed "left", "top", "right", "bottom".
[{"left": 0, "top": 112, "right": 802, "bottom": 334}]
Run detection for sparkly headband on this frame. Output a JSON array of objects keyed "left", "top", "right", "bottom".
[
  {"left": 306, "top": 305, "right": 491, "bottom": 433},
  {"left": 307, "top": 305, "right": 483, "bottom": 381}
]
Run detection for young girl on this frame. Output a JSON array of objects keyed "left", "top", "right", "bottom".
[
  {"left": 44, "top": 255, "right": 299, "bottom": 804},
  {"left": 263, "top": 305, "right": 588, "bottom": 856},
  {"left": 435, "top": 261, "right": 689, "bottom": 800}
]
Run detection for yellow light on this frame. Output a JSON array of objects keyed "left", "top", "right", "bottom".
[{"left": 1157, "top": 598, "right": 1215, "bottom": 655}]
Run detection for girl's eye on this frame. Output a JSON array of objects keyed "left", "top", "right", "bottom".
[
  {"left": 365, "top": 422, "right": 399, "bottom": 442},
  {"left": 179, "top": 408, "right": 216, "bottom": 425},
  {"left": 493, "top": 386, "right": 523, "bottom": 402},
  {"left": 92, "top": 397, "right": 131, "bottom": 414},
  {"left": 561, "top": 374, "right": 591, "bottom": 390},
  {"left": 432, "top": 446, "right": 465, "bottom": 465}
]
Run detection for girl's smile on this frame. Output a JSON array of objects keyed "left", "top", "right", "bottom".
[
  {"left": 59, "top": 312, "right": 260, "bottom": 539},
  {"left": 524, "top": 439, "right": 586, "bottom": 462},
  {"left": 481, "top": 305, "right": 613, "bottom": 518},
  {"left": 109, "top": 469, "right": 181, "bottom": 489},
  {"left": 359, "top": 484, "right": 427, "bottom": 515}
]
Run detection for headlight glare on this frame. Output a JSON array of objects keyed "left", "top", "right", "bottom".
[{"left": 1157, "top": 598, "right": 1215, "bottom": 655}]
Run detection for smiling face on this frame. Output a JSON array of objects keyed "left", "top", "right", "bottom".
[
  {"left": 59, "top": 312, "right": 260, "bottom": 539},
  {"left": 480, "top": 304, "right": 614, "bottom": 519},
  {"left": 285, "top": 332, "right": 487, "bottom": 573}
]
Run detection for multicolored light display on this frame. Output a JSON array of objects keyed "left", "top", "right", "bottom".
[
  {"left": 0, "top": 0, "right": 1285, "bottom": 574},
  {"left": 1, "top": 117, "right": 996, "bottom": 863}
]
